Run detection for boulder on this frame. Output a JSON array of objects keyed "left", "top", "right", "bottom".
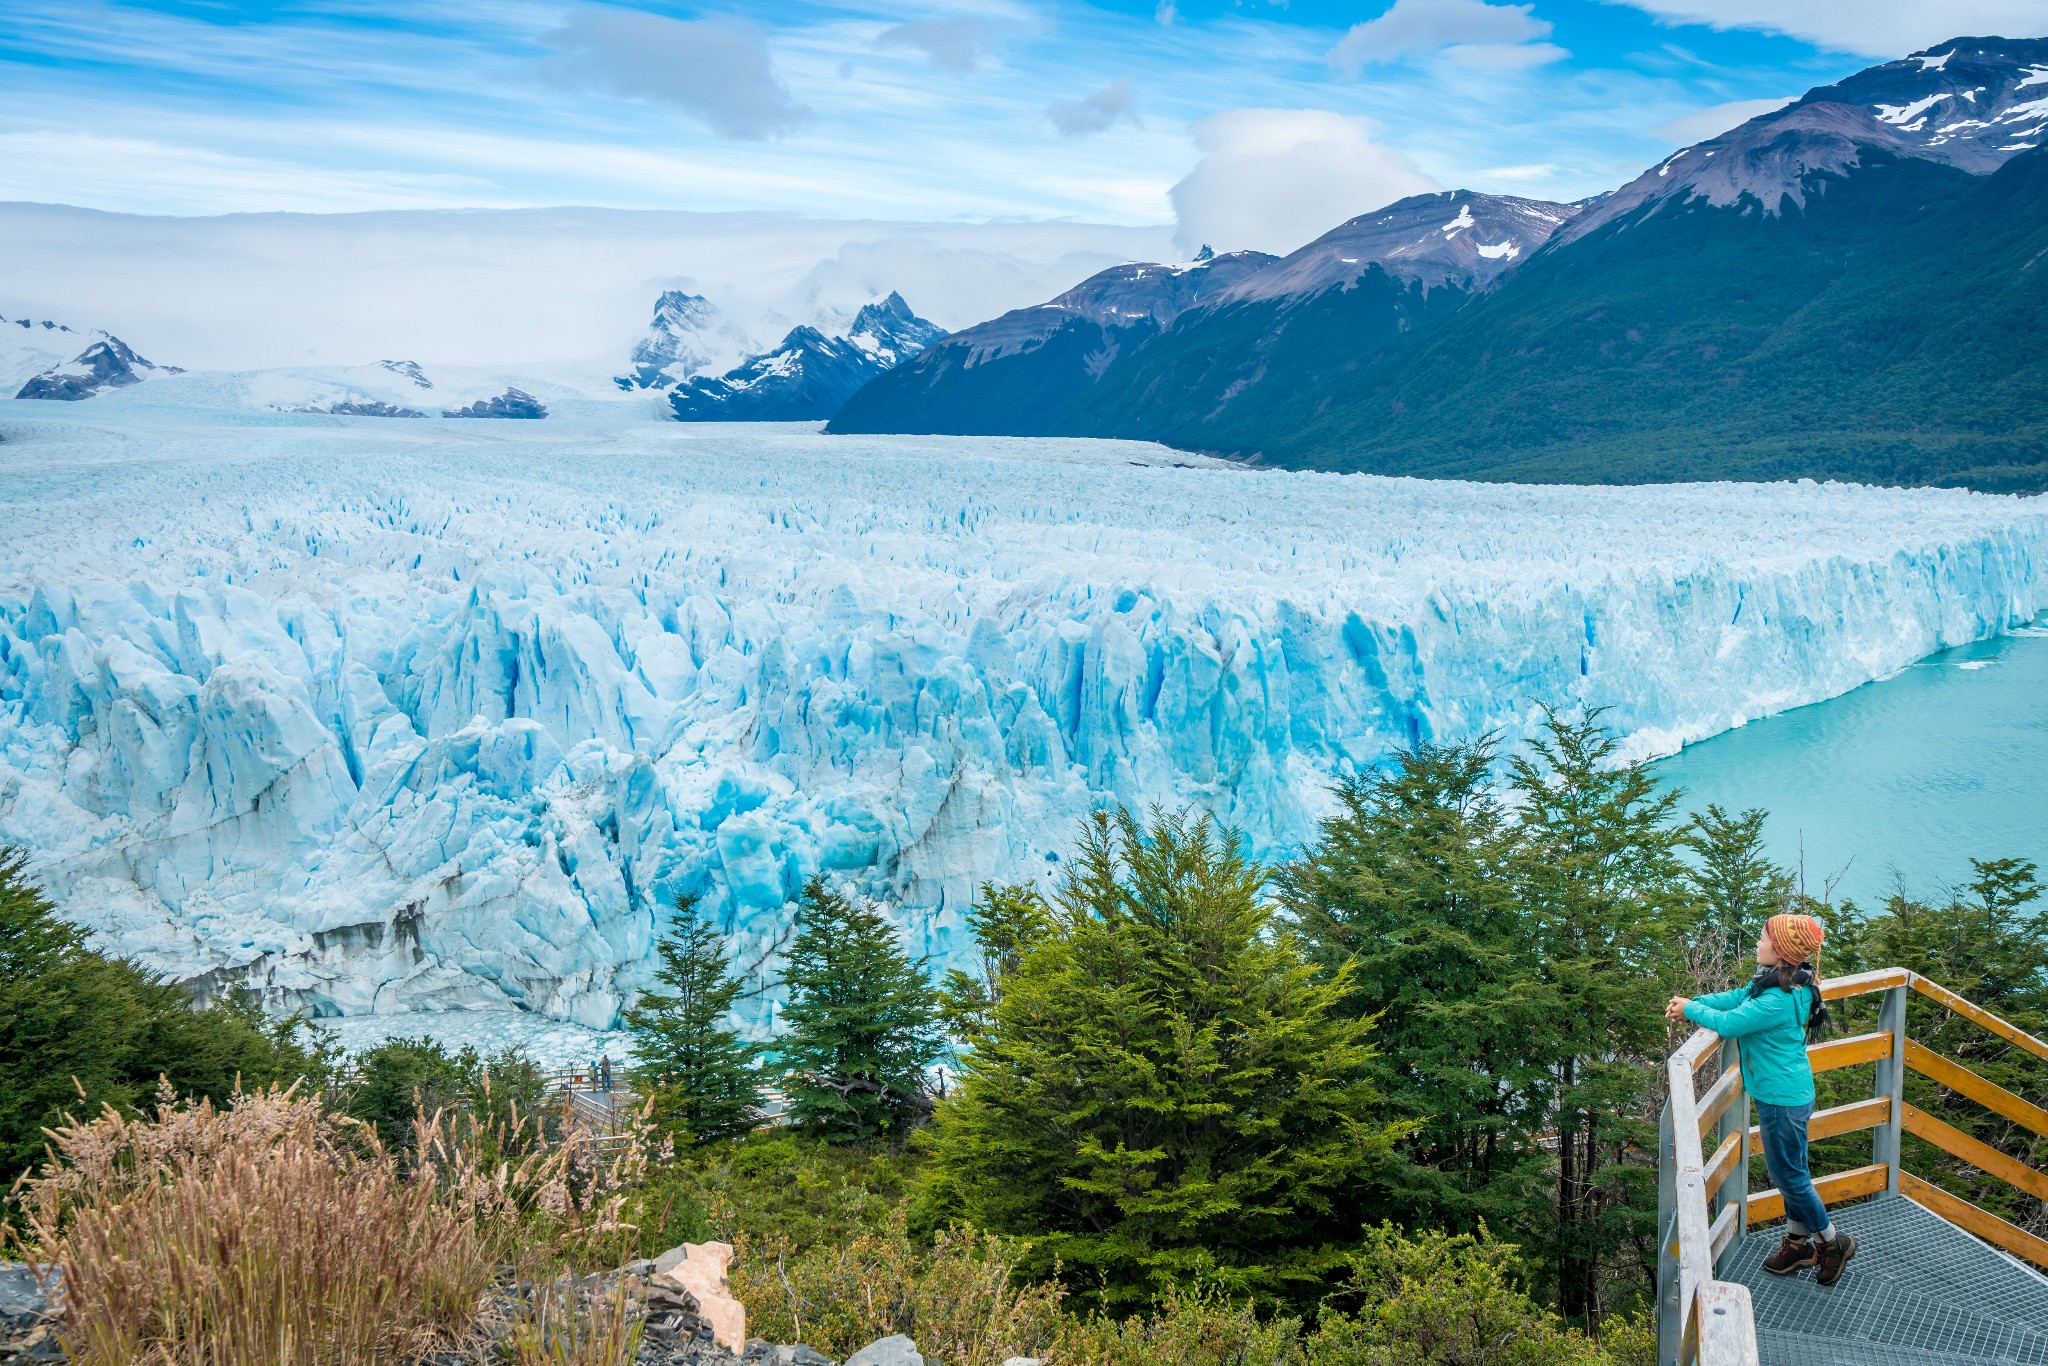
[
  {"left": 652, "top": 1241, "right": 746, "bottom": 1352},
  {"left": 845, "top": 1336, "right": 922, "bottom": 1366}
]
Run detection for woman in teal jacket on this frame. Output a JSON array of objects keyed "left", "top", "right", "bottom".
[{"left": 1665, "top": 912, "right": 1857, "bottom": 1285}]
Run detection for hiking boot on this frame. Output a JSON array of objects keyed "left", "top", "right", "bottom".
[
  {"left": 1762, "top": 1234, "right": 1817, "bottom": 1275},
  {"left": 1814, "top": 1232, "right": 1858, "bottom": 1286}
]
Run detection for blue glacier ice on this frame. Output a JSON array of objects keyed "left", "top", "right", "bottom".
[{"left": 2, "top": 404, "right": 2045, "bottom": 1041}]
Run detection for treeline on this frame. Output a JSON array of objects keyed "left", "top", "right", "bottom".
[
  {"left": 5, "top": 708, "right": 2044, "bottom": 1346},
  {"left": 630, "top": 711, "right": 2048, "bottom": 1326}
]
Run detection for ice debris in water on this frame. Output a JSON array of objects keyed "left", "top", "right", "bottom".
[{"left": 2, "top": 409, "right": 2046, "bottom": 1039}]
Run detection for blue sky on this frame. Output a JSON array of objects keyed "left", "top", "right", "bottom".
[{"left": 0, "top": 0, "right": 2037, "bottom": 244}]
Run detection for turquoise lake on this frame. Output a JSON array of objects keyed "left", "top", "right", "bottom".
[{"left": 1651, "top": 622, "right": 2048, "bottom": 907}]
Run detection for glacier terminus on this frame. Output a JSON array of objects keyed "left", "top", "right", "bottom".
[{"left": 2, "top": 403, "right": 2045, "bottom": 1043}]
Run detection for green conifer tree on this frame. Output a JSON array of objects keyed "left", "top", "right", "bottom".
[
  {"left": 1684, "top": 804, "right": 1791, "bottom": 979},
  {"left": 1508, "top": 710, "right": 1688, "bottom": 1322},
  {"left": 1278, "top": 736, "right": 1552, "bottom": 1236},
  {"left": 777, "top": 876, "right": 943, "bottom": 1142},
  {"left": 0, "top": 848, "right": 317, "bottom": 1183},
  {"left": 938, "top": 881, "right": 1053, "bottom": 1044},
  {"left": 919, "top": 808, "right": 1410, "bottom": 1312},
  {"left": 622, "top": 893, "right": 766, "bottom": 1144}
]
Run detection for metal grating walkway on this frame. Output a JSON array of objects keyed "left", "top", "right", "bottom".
[{"left": 1728, "top": 1195, "right": 2048, "bottom": 1364}]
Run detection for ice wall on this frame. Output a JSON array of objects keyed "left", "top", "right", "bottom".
[{"left": 1, "top": 410, "right": 2044, "bottom": 1033}]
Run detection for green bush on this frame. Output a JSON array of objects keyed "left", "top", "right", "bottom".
[{"left": 0, "top": 849, "right": 321, "bottom": 1187}]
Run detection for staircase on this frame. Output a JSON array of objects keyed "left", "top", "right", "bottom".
[{"left": 1657, "top": 968, "right": 2048, "bottom": 1366}]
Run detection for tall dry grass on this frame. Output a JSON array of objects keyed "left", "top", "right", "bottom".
[{"left": 13, "top": 1080, "right": 644, "bottom": 1366}]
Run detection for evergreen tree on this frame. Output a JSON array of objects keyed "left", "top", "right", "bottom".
[
  {"left": 919, "top": 808, "right": 1409, "bottom": 1311},
  {"left": 937, "top": 882, "right": 1053, "bottom": 1044},
  {"left": 1278, "top": 737, "right": 1552, "bottom": 1236},
  {"left": 1826, "top": 859, "right": 2048, "bottom": 1227},
  {"left": 777, "top": 876, "right": 943, "bottom": 1143},
  {"left": 0, "top": 848, "right": 318, "bottom": 1183},
  {"left": 1684, "top": 805, "right": 1790, "bottom": 981},
  {"left": 622, "top": 894, "right": 766, "bottom": 1144},
  {"left": 1507, "top": 710, "right": 1688, "bottom": 1323}
]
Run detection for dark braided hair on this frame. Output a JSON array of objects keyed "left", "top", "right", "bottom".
[{"left": 1746, "top": 960, "right": 1832, "bottom": 1042}]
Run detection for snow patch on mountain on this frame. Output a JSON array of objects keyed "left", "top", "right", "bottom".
[
  {"left": 2, "top": 410, "right": 2044, "bottom": 1035},
  {"left": 615, "top": 292, "right": 758, "bottom": 392},
  {"left": 668, "top": 292, "right": 944, "bottom": 421},
  {"left": 1563, "top": 36, "right": 2048, "bottom": 244}
]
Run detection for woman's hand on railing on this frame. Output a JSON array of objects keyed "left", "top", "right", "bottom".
[{"left": 1666, "top": 995, "right": 1694, "bottom": 1024}]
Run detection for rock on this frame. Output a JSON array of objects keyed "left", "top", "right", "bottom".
[
  {"left": 442, "top": 387, "right": 547, "bottom": 419},
  {"left": 652, "top": 1241, "right": 746, "bottom": 1352},
  {"left": 845, "top": 1336, "right": 922, "bottom": 1366},
  {"left": 0, "top": 1264, "right": 62, "bottom": 1364},
  {"left": 1000, "top": 1360, "right": 1043, "bottom": 1366},
  {"left": 741, "top": 1345, "right": 836, "bottom": 1366}
]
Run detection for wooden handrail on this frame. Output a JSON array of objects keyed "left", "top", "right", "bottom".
[
  {"left": 1901, "top": 1172, "right": 2048, "bottom": 1271},
  {"left": 1903, "top": 1104, "right": 2048, "bottom": 1203},
  {"left": 1903, "top": 1039, "right": 2048, "bottom": 1141},
  {"left": 1910, "top": 977, "right": 2048, "bottom": 1063},
  {"left": 1748, "top": 1163, "right": 1889, "bottom": 1223},
  {"left": 1807, "top": 1030, "right": 1892, "bottom": 1073}
]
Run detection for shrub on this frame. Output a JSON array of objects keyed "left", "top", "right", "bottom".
[
  {"left": 14, "top": 1083, "right": 645, "bottom": 1366},
  {"left": 731, "top": 1218, "right": 1065, "bottom": 1363}
]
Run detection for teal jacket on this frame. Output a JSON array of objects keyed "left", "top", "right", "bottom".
[{"left": 1683, "top": 981, "right": 1817, "bottom": 1107}]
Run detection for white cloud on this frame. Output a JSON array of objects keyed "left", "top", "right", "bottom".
[
  {"left": 1048, "top": 79, "right": 1142, "bottom": 136},
  {"left": 1651, "top": 95, "right": 1796, "bottom": 144},
  {"left": 1330, "top": 0, "right": 1556, "bottom": 72},
  {"left": 541, "top": 8, "right": 810, "bottom": 140},
  {"left": 1597, "top": 1, "right": 2048, "bottom": 60},
  {"left": 1168, "top": 109, "right": 1442, "bottom": 256},
  {"left": 0, "top": 202, "right": 1175, "bottom": 370},
  {"left": 876, "top": 18, "right": 1007, "bottom": 76},
  {"left": 1155, "top": 2, "right": 1179, "bottom": 25}
]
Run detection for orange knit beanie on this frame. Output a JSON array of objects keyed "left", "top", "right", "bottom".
[{"left": 1766, "top": 912, "right": 1825, "bottom": 965}]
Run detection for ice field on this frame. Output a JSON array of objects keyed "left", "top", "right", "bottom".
[{"left": 2, "top": 401, "right": 2045, "bottom": 1047}]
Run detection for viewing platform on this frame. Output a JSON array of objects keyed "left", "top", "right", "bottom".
[{"left": 1658, "top": 969, "right": 2048, "bottom": 1366}]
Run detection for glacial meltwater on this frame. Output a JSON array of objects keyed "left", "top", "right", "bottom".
[{"left": 1653, "top": 621, "right": 2048, "bottom": 907}]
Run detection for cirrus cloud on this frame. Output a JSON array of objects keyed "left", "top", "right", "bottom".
[
  {"left": 1596, "top": 1, "right": 2048, "bottom": 60},
  {"left": 541, "top": 8, "right": 810, "bottom": 140},
  {"left": 876, "top": 17, "right": 1007, "bottom": 76},
  {"left": 1330, "top": 0, "right": 1564, "bottom": 73},
  {"left": 1048, "top": 79, "right": 1142, "bottom": 136}
]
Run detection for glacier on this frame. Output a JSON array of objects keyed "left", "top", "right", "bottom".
[{"left": 2, "top": 402, "right": 2046, "bottom": 1045}]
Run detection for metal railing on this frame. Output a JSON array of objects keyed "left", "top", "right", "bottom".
[{"left": 1656, "top": 967, "right": 2048, "bottom": 1366}]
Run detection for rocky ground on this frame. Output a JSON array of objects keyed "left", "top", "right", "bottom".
[{"left": 0, "top": 1256, "right": 1040, "bottom": 1366}]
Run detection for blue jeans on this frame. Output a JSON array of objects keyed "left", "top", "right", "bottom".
[{"left": 1757, "top": 1100, "right": 1830, "bottom": 1234}]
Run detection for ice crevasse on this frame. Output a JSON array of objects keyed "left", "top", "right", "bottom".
[{"left": 0, "top": 414, "right": 2044, "bottom": 1035}]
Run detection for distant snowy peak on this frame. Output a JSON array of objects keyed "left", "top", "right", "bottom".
[
  {"left": 615, "top": 290, "right": 756, "bottom": 391},
  {"left": 944, "top": 248, "right": 1279, "bottom": 368},
  {"left": 846, "top": 291, "right": 947, "bottom": 366},
  {"left": 378, "top": 359, "right": 433, "bottom": 389},
  {"left": 670, "top": 294, "right": 946, "bottom": 421},
  {"left": 14, "top": 328, "right": 182, "bottom": 402},
  {"left": 1563, "top": 35, "right": 2048, "bottom": 244},
  {"left": 1220, "top": 191, "right": 1579, "bottom": 304}
]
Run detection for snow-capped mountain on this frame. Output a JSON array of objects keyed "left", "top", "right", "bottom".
[
  {"left": 938, "top": 249, "right": 1277, "bottom": 370},
  {"left": 1219, "top": 191, "right": 1579, "bottom": 302},
  {"left": 614, "top": 291, "right": 757, "bottom": 391},
  {"left": 830, "top": 195, "right": 1575, "bottom": 442},
  {"left": 5, "top": 314, "right": 181, "bottom": 401},
  {"left": 1560, "top": 36, "right": 2048, "bottom": 245},
  {"left": 669, "top": 292, "right": 944, "bottom": 421}
]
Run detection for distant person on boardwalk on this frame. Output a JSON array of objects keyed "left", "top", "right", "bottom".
[
  {"left": 1666, "top": 913, "right": 1855, "bottom": 1284},
  {"left": 599, "top": 1054, "right": 613, "bottom": 1091}
]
